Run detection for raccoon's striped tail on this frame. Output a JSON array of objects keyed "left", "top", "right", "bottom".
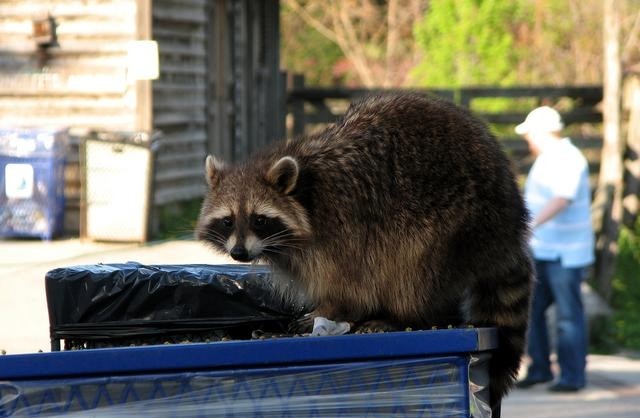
[{"left": 467, "top": 255, "right": 533, "bottom": 414}]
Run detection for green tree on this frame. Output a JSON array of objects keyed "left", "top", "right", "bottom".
[
  {"left": 412, "top": 0, "right": 527, "bottom": 87},
  {"left": 611, "top": 219, "right": 640, "bottom": 349},
  {"left": 282, "top": 0, "right": 426, "bottom": 87},
  {"left": 281, "top": 3, "right": 344, "bottom": 85}
]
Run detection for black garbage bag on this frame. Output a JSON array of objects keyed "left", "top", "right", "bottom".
[{"left": 45, "top": 263, "right": 302, "bottom": 350}]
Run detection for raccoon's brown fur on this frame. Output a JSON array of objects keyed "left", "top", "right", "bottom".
[{"left": 196, "top": 93, "right": 533, "bottom": 412}]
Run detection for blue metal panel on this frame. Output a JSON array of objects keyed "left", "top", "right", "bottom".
[
  {"left": 0, "top": 328, "right": 496, "bottom": 380},
  {"left": 0, "top": 329, "right": 496, "bottom": 417},
  {"left": 0, "top": 356, "right": 472, "bottom": 417}
]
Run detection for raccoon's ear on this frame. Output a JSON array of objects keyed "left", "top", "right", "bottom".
[
  {"left": 205, "top": 155, "right": 226, "bottom": 188},
  {"left": 266, "top": 156, "right": 299, "bottom": 194}
]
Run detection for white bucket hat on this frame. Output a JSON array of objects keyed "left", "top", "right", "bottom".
[{"left": 515, "top": 106, "right": 564, "bottom": 135}]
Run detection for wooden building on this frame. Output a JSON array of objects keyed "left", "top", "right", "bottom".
[{"left": 0, "top": 0, "right": 284, "bottom": 237}]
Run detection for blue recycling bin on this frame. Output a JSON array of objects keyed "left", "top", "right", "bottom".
[
  {"left": 0, "top": 263, "right": 496, "bottom": 417},
  {"left": 0, "top": 328, "right": 496, "bottom": 417},
  {"left": 0, "top": 128, "right": 67, "bottom": 240}
]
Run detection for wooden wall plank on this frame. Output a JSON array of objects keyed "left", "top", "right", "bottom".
[
  {"left": 0, "top": 0, "right": 138, "bottom": 235},
  {"left": 0, "top": 1, "right": 135, "bottom": 17},
  {"left": 1, "top": 0, "right": 285, "bottom": 237},
  {"left": 151, "top": 0, "right": 208, "bottom": 207}
]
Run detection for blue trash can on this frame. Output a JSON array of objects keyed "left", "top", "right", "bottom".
[
  {"left": 17, "top": 263, "right": 496, "bottom": 417},
  {"left": 0, "top": 128, "right": 67, "bottom": 240},
  {"left": 0, "top": 327, "right": 496, "bottom": 417}
]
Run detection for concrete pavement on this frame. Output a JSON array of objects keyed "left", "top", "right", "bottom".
[
  {"left": 502, "top": 354, "right": 640, "bottom": 417},
  {"left": 1, "top": 237, "right": 639, "bottom": 417},
  {"left": 0, "top": 237, "right": 234, "bottom": 354}
]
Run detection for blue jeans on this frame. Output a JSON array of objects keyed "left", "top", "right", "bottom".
[{"left": 525, "top": 259, "right": 587, "bottom": 388}]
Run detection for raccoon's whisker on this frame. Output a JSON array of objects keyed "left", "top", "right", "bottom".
[
  {"left": 261, "top": 239, "right": 306, "bottom": 251},
  {"left": 262, "top": 249, "right": 294, "bottom": 258},
  {"left": 261, "top": 238, "right": 291, "bottom": 247},
  {"left": 261, "top": 239, "right": 301, "bottom": 248},
  {"left": 261, "top": 231, "right": 308, "bottom": 246},
  {"left": 205, "top": 228, "right": 226, "bottom": 238},
  {"left": 263, "top": 244, "right": 306, "bottom": 254},
  {"left": 201, "top": 230, "right": 225, "bottom": 241},
  {"left": 201, "top": 230, "right": 227, "bottom": 245},
  {"left": 249, "top": 259, "right": 266, "bottom": 267},
  {"left": 262, "top": 230, "right": 297, "bottom": 241}
]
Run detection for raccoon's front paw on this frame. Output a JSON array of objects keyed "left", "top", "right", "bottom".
[
  {"left": 288, "top": 312, "right": 314, "bottom": 334},
  {"left": 354, "top": 319, "right": 401, "bottom": 334}
]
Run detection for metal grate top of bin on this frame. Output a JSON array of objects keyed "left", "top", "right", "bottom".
[{"left": 0, "top": 327, "right": 497, "bottom": 381}]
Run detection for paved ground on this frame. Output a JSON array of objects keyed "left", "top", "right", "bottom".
[
  {"left": 0, "top": 237, "right": 233, "bottom": 354},
  {"left": 503, "top": 354, "right": 640, "bottom": 417},
  {"left": 1, "top": 237, "right": 639, "bottom": 417}
]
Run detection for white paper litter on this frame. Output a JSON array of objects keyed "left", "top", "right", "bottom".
[{"left": 311, "top": 316, "right": 351, "bottom": 336}]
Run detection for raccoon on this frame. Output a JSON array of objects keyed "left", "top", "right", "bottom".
[{"left": 196, "top": 93, "right": 533, "bottom": 411}]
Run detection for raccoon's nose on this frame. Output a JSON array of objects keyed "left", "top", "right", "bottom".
[{"left": 230, "top": 246, "right": 251, "bottom": 262}]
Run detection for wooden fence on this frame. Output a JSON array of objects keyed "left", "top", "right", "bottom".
[
  {"left": 206, "top": 0, "right": 285, "bottom": 164},
  {"left": 287, "top": 75, "right": 603, "bottom": 181}
]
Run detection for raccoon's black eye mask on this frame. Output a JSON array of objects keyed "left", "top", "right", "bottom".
[
  {"left": 221, "top": 216, "right": 233, "bottom": 229},
  {"left": 250, "top": 215, "right": 289, "bottom": 240},
  {"left": 252, "top": 215, "right": 268, "bottom": 228}
]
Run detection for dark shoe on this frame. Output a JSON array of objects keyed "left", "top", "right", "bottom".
[
  {"left": 515, "top": 377, "right": 553, "bottom": 389},
  {"left": 548, "top": 383, "right": 582, "bottom": 393}
]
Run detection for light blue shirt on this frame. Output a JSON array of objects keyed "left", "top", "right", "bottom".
[{"left": 524, "top": 137, "right": 595, "bottom": 267}]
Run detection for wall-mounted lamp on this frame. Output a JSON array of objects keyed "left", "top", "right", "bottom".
[
  {"left": 33, "top": 15, "right": 58, "bottom": 48},
  {"left": 32, "top": 14, "right": 58, "bottom": 69},
  {"left": 127, "top": 40, "right": 159, "bottom": 81}
]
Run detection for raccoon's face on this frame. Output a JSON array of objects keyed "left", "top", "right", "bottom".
[{"left": 196, "top": 155, "right": 312, "bottom": 262}]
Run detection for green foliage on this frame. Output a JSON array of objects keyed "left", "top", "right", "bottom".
[
  {"left": 589, "top": 314, "right": 619, "bottom": 354},
  {"left": 156, "top": 199, "right": 203, "bottom": 241},
  {"left": 611, "top": 222, "right": 640, "bottom": 350},
  {"left": 412, "top": 0, "right": 528, "bottom": 88},
  {"left": 281, "top": 5, "right": 344, "bottom": 86}
]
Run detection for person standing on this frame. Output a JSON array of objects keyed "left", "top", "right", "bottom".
[{"left": 515, "top": 106, "right": 595, "bottom": 392}]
